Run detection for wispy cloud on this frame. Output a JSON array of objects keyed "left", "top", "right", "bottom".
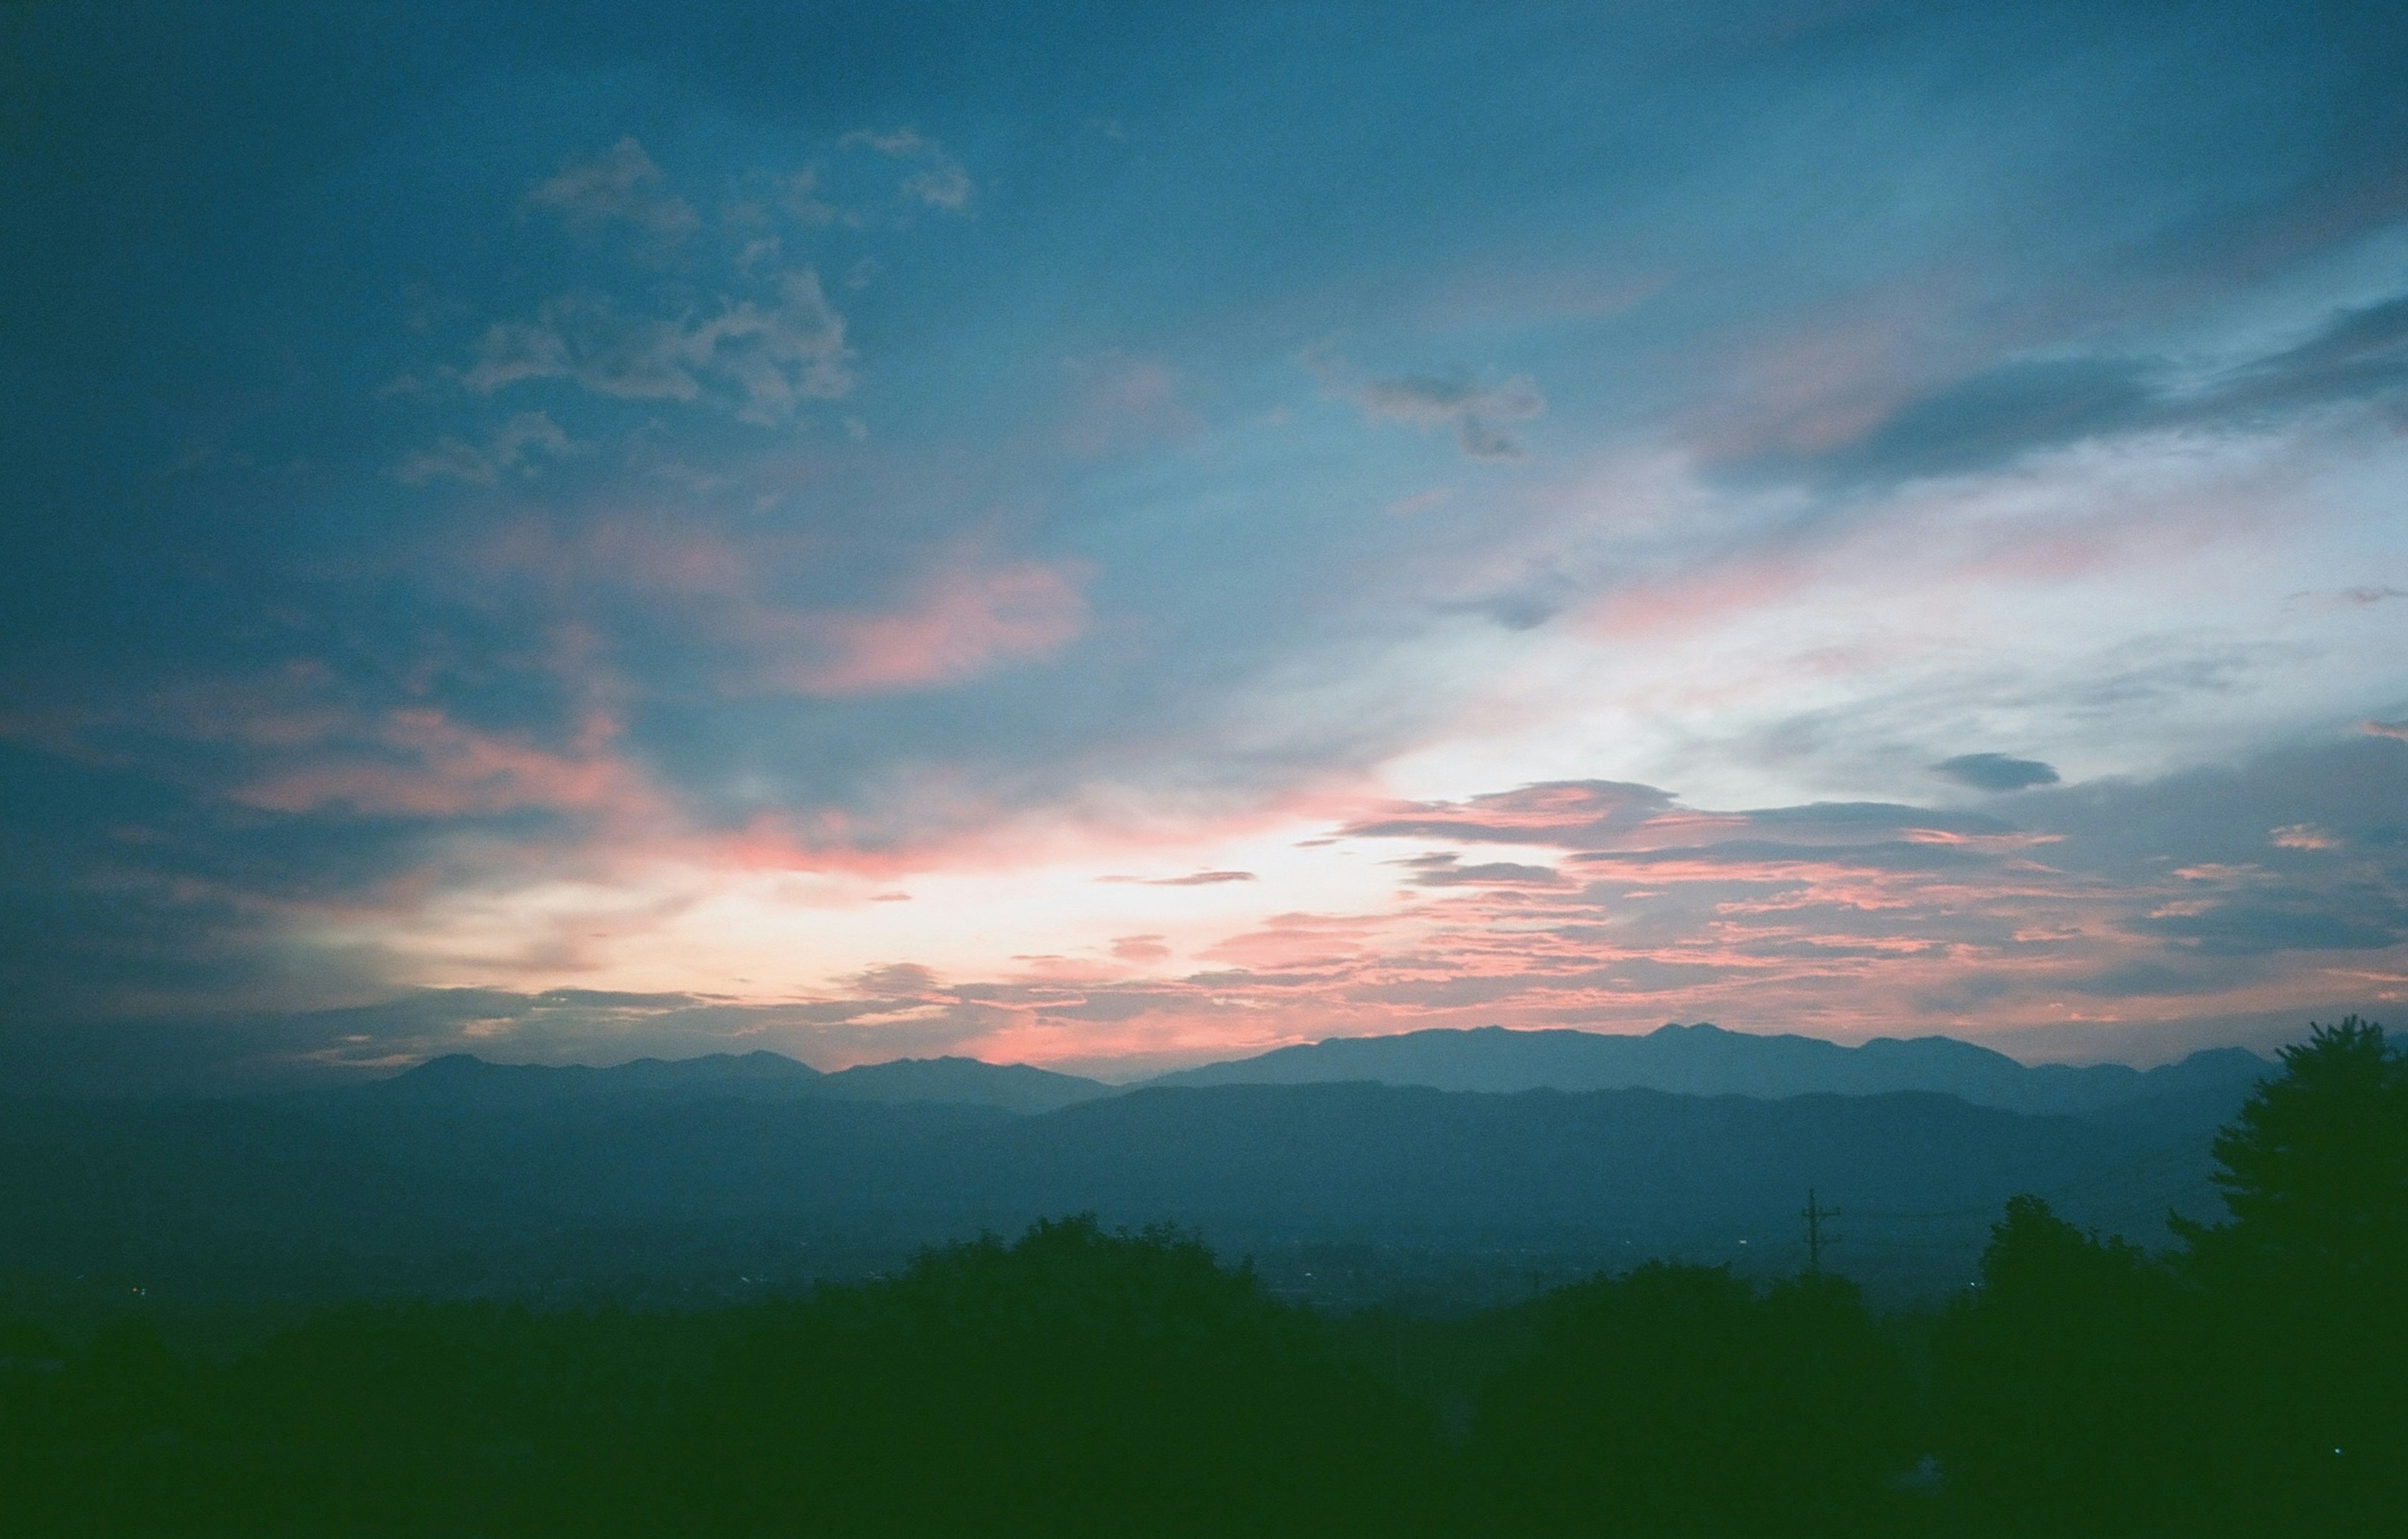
[
  {"left": 393, "top": 411, "right": 574, "bottom": 486},
  {"left": 841, "top": 126, "right": 975, "bottom": 211},
  {"left": 1359, "top": 374, "right": 1545, "bottom": 459},
  {"left": 230, "top": 706, "right": 657, "bottom": 822},
  {"left": 1307, "top": 347, "right": 1546, "bottom": 459},
  {"left": 525, "top": 137, "right": 699, "bottom": 243},
  {"left": 465, "top": 270, "right": 853, "bottom": 422},
  {"left": 761, "top": 560, "right": 1090, "bottom": 696}
]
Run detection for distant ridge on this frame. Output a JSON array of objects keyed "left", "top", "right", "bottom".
[
  {"left": 821, "top": 1056, "right": 1112, "bottom": 1115},
  {"left": 364, "top": 1024, "right": 2268, "bottom": 1119},
  {"left": 1143, "top": 1022, "right": 2269, "bottom": 1116},
  {"left": 369, "top": 1049, "right": 1109, "bottom": 1115}
]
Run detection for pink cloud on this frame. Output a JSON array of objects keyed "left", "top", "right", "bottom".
[
  {"left": 764, "top": 559, "right": 1088, "bottom": 695},
  {"left": 1673, "top": 271, "right": 1970, "bottom": 462},
  {"left": 467, "top": 517, "right": 1086, "bottom": 698},
  {"left": 1198, "top": 912, "right": 1388, "bottom": 971},
  {"left": 1585, "top": 556, "right": 1817, "bottom": 641},
  {"left": 231, "top": 706, "right": 660, "bottom": 821},
  {"left": 1059, "top": 352, "right": 1198, "bottom": 458}
]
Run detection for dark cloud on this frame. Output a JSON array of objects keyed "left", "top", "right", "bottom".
[
  {"left": 1816, "top": 358, "right": 2160, "bottom": 486},
  {"left": 2216, "top": 292, "right": 2408, "bottom": 415},
  {"left": 1733, "top": 285, "right": 2408, "bottom": 490},
  {"left": 849, "top": 962, "right": 941, "bottom": 994},
  {"left": 1568, "top": 838, "right": 1990, "bottom": 875},
  {"left": 1740, "top": 802, "right": 2014, "bottom": 836},
  {"left": 1345, "top": 780, "right": 1677, "bottom": 847},
  {"left": 2052, "top": 960, "right": 2230, "bottom": 999},
  {"left": 1463, "top": 592, "right": 1559, "bottom": 632},
  {"left": 1398, "top": 853, "right": 1568, "bottom": 887},
  {"left": 1933, "top": 752, "right": 2061, "bottom": 792},
  {"left": 1099, "top": 870, "right": 1258, "bottom": 886},
  {"left": 0, "top": 738, "right": 455, "bottom": 1021},
  {"left": 2133, "top": 891, "right": 2408, "bottom": 955},
  {"left": 1353, "top": 372, "right": 1546, "bottom": 460}
]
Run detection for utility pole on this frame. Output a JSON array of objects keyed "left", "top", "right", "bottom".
[{"left": 1801, "top": 1188, "right": 1840, "bottom": 1273}]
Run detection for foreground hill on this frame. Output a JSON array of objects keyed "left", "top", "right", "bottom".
[{"left": 1146, "top": 1021, "right": 2268, "bottom": 1114}]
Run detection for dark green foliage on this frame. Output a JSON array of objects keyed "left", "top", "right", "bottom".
[
  {"left": 1934, "top": 1019, "right": 2407, "bottom": 1536},
  {"left": 660, "top": 1216, "right": 1437, "bottom": 1536},
  {"left": 2177, "top": 1016, "right": 2408, "bottom": 1529},
  {"left": 1932, "top": 1197, "right": 2206, "bottom": 1533},
  {"left": 0, "top": 1219, "right": 1438, "bottom": 1537},
  {"left": 2174, "top": 1016, "right": 2407, "bottom": 1290},
  {"left": 1467, "top": 1263, "right": 1914, "bottom": 1535}
]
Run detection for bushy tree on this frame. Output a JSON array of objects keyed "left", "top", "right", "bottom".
[
  {"left": 662, "top": 1216, "right": 1440, "bottom": 1537},
  {"left": 1932, "top": 1196, "right": 2203, "bottom": 1533},
  {"left": 1936, "top": 1021, "right": 2408, "bottom": 1536},
  {"left": 2172, "top": 1017, "right": 2406, "bottom": 1527},
  {"left": 2172, "top": 1016, "right": 2407, "bottom": 1291},
  {"left": 1467, "top": 1262, "right": 1913, "bottom": 1536}
]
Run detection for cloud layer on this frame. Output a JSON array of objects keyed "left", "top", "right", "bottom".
[{"left": 4, "top": 2, "right": 2405, "bottom": 1086}]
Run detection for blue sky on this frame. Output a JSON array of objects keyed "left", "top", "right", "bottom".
[{"left": 4, "top": 1, "right": 2406, "bottom": 1087}]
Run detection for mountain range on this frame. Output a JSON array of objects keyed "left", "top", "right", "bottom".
[
  {"left": 352, "top": 1021, "right": 2269, "bottom": 1119},
  {"left": 1143, "top": 1022, "right": 2269, "bottom": 1115},
  {"left": 365, "top": 1048, "right": 1108, "bottom": 1115},
  {"left": 0, "top": 1021, "right": 2274, "bottom": 1310}
]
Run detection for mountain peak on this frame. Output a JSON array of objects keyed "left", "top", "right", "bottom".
[
  {"left": 1149, "top": 1023, "right": 2266, "bottom": 1115},
  {"left": 359, "top": 1047, "right": 1107, "bottom": 1113}
]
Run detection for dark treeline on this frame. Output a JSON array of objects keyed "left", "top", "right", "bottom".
[{"left": 2, "top": 1020, "right": 2399, "bottom": 1536}]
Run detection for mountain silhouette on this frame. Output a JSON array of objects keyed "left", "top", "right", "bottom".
[
  {"left": 1145, "top": 1022, "right": 2268, "bottom": 1114},
  {"left": 362, "top": 1049, "right": 1108, "bottom": 1115},
  {"left": 820, "top": 1056, "right": 1111, "bottom": 1113}
]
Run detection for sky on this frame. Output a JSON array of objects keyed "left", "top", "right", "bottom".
[{"left": 3, "top": 1, "right": 2405, "bottom": 1090}]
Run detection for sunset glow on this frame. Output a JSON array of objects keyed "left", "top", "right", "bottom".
[{"left": 5, "top": 3, "right": 2404, "bottom": 1087}]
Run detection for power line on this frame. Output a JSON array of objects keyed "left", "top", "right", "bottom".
[{"left": 1801, "top": 1188, "right": 1841, "bottom": 1273}]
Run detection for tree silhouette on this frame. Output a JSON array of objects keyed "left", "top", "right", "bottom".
[
  {"left": 1932, "top": 1195, "right": 2210, "bottom": 1533},
  {"left": 1467, "top": 1262, "right": 1912, "bottom": 1536},
  {"left": 2171, "top": 1016, "right": 2405, "bottom": 1528},
  {"left": 2172, "top": 1016, "right": 2407, "bottom": 1289},
  {"left": 662, "top": 1216, "right": 1440, "bottom": 1537}
]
